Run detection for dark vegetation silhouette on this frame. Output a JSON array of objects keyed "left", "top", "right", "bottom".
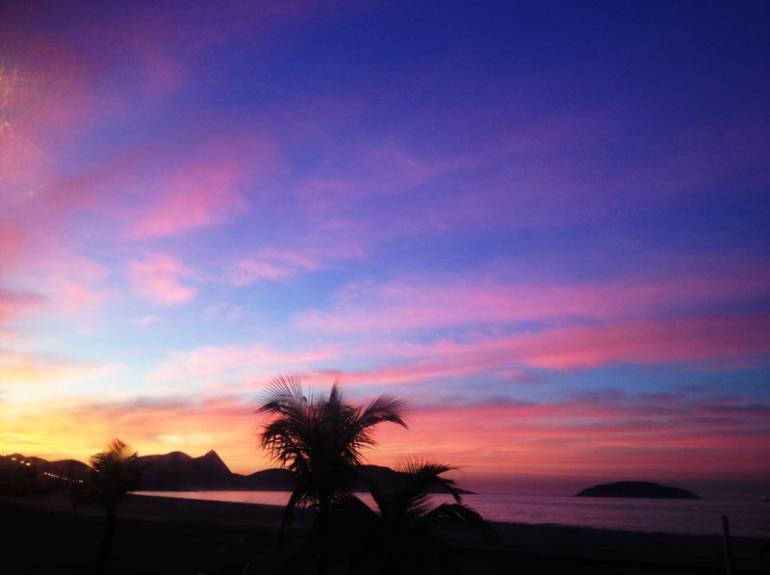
[
  {"left": 257, "top": 376, "right": 407, "bottom": 573},
  {"left": 256, "top": 376, "right": 492, "bottom": 574},
  {"left": 77, "top": 439, "right": 143, "bottom": 571},
  {"left": 333, "top": 460, "right": 495, "bottom": 574}
]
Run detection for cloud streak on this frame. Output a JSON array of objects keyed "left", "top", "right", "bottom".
[
  {"left": 294, "top": 267, "right": 770, "bottom": 334},
  {"left": 128, "top": 253, "right": 196, "bottom": 305},
  {"left": 149, "top": 343, "right": 337, "bottom": 383}
]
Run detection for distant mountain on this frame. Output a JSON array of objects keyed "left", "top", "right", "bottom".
[
  {"left": 232, "top": 468, "right": 295, "bottom": 490},
  {"left": 3, "top": 454, "right": 90, "bottom": 479},
  {"left": 138, "top": 450, "right": 233, "bottom": 490},
  {"left": 2, "top": 451, "right": 470, "bottom": 494},
  {"left": 575, "top": 481, "right": 700, "bottom": 499},
  {"left": 46, "top": 459, "right": 92, "bottom": 479},
  {"left": 231, "top": 463, "right": 471, "bottom": 493}
]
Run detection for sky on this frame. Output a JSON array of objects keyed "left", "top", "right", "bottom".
[{"left": 1, "top": 1, "right": 769, "bottom": 493}]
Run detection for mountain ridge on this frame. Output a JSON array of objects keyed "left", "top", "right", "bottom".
[{"left": 1, "top": 451, "right": 472, "bottom": 494}]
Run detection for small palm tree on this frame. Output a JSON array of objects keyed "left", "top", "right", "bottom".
[
  {"left": 257, "top": 376, "right": 407, "bottom": 571},
  {"left": 335, "top": 460, "right": 494, "bottom": 574},
  {"left": 86, "top": 439, "right": 142, "bottom": 570}
]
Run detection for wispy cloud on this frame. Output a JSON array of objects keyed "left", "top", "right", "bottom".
[
  {"left": 128, "top": 253, "right": 196, "bottom": 305},
  {"left": 0, "top": 289, "right": 45, "bottom": 325},
  {"left": 128, "top": 135, "right": 275, "bottom": 238},
  {"left": 228, "top": 245, "right": 364, "bottom": 286},
  {"left": 149, "top": 342, "right": 337, "bottom": 383},
  {"left": 294, "top": 266, "right": 770, "bottom": 334},
  {"left": 133, "top": 315, "right": 159, "bottom": 327},
  {"left": 0, "top": 348, "right": 108, "bottom": 387},
  {"left": 309, "top": 314, "right": 770, "bottom": 388}
]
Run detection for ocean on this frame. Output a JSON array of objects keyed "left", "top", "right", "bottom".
[{"left": 135, "top": 491, "right": 770, "bottom": 538}]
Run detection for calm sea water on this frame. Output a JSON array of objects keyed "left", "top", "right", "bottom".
[{"left": 136, "top": 490, "right": 770, "bottom": 538}]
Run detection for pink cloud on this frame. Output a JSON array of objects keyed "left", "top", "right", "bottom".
[
  {"left": 371, "top": 395, "right": 770, "bottom": 478},
  {"left": 228, "top": 244, "right": 365, "bottom": 286},
  {"left": 294, "top": 267, "right": 770, "bottom": 334},
  {"left": 312, "top": 314, "right": 770, "bottom": 386},
  {"left": 0, "top": 290, "right": 44, "bottom": 326},
  {"left": 412, "top": 111, "right": 770, "bottom": 231},
  {"left": 133, "top": 315, "right": 159, "bottom": 327},
  {"left": 0, "top": 223, "right": 22, "bottom": 262},
  {"left": 0, "top": 289, "right": 42, "bottom": 340},
  {"left": 130, "top": 165, "right": 247, "bottom": 238},
  {"left": 23, "top": 254, "right": 112, "bottom": 314},
  {"left": 89, "top": 1, "right": 328, "bottom": 97},
  {"left": 0, "top": 62, "right": 95, "bottom": 228},
  {"left": 0, "top": 347, "right": 105, "bottom": 387},
  {"left": 149, "top": 342, "right": 337, "bottom": 383},
  {"left": 128, "top": 253, "right": 196, "bottom": 305},
  {"left": 0, "top": 45, "right": 121, "bottom": 295},
  {"left": 228, "top": 259, "right": 301, "bottom": 285},
  {"left": 291, "top": 142, "right": 475, "bottom": 227},
  {"left": 510, "top": 315, "right": 770, "bottom": 370},
  {"left": 129, "top": 135, "right": 275, "bottom": 238},
  {"left": 52, "top": 281, "right": 109, "bottom": 314}
]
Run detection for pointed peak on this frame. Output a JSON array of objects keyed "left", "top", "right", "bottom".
[{"left": 199, "top": 449, "right": 230, "bottom": 474}]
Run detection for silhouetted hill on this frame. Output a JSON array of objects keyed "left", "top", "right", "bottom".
[
  {"left": 232, "top": 468, "right": 296, "bottom": 490},
  {"left": 138, "top": 450, "right": 232, "bottom": 490},
  {"left": 350, "top": 464, "right": 473, "bottom": 494},
  {"left": 3, "top": 451, "right": 470, "bottom": 493},
  {"left": 3, "top": 454, "right": 90, "bottom": 479},
  {"left": 231, "top": 464, "right": 472, "bottom": 493},
  {"left": 46, "top": 459, "right": 91, "bottom": 479},
  {"left": 575, "top": 481, "right": 699, "bottom": 499},
  {"left": 1, "top": 454, "right": 90, "bottom": 494}
]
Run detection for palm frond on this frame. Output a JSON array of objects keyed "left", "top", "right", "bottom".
[
  {"left": 392, "top": 459, "right": 463, "bottom": 514},
  {"left": 421, "top": 503, "right": 497, "bottom": 539},
  {"left": 360, "top": 396, "right": 408, "bottom": 430},
  {"left": 86, "top": 438, "right": 142, "bottom": 511},
  {"left": 362, "top": 467, "right": 393, "bottom": 517},
  {"left": 256, "top": 375, "right": 307, "bottom": 414},
  {"left": 341, "top": 395, "right": 407, "bottom": 463},
  {"left": 255, "top": 378, "right": 410, "bottom": 542}
]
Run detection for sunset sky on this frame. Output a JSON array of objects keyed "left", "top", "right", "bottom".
[{"left": 1, "top": 1, "right": 769, "bottom": 493}]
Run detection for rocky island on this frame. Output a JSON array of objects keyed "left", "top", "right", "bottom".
[{"left": 575, "top": 481, "right": 700, "bottom": 499}]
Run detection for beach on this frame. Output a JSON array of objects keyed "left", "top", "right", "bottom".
[{"left": 1, "top": 494, "right": 768, "bottom": 574}]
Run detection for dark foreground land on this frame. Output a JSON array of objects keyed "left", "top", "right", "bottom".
[{"left": 1, "top": 494, "right": 768, "bottom": 575}]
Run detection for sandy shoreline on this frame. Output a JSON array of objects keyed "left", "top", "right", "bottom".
[{"left": 2, "top": 493, "right": 768, "bottom": 574}]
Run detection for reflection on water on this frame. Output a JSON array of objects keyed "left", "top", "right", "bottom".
[{"left": 135, "top": 491, "right": 770, "bottom": 537}]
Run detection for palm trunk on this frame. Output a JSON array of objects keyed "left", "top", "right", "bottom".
[
  {"left": 94, "top": 506, "right": 117, "bottom": 572},
  {"left": 317, "top": 496, "right": 330, "bottom": 575}
]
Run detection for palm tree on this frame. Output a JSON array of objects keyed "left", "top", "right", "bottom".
[
  {"left": 256, "top": 376, "right": 407, "bottom": 571},
  {"left": 86, "top": 438, "right": 142, "bottom": 571},
  {"left": 334, "top": 460, "right": 494, "bottom": 574}
]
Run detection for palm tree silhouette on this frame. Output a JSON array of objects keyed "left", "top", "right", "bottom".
[
  {"left": 257, "top": 376, "right": 407, "bottom": 572},
  {"left": 86, "top": 438, "right": 142, "bottom": 571},
  {"left": 335, "top": 460, "right": 494, "bottom": 574}
]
